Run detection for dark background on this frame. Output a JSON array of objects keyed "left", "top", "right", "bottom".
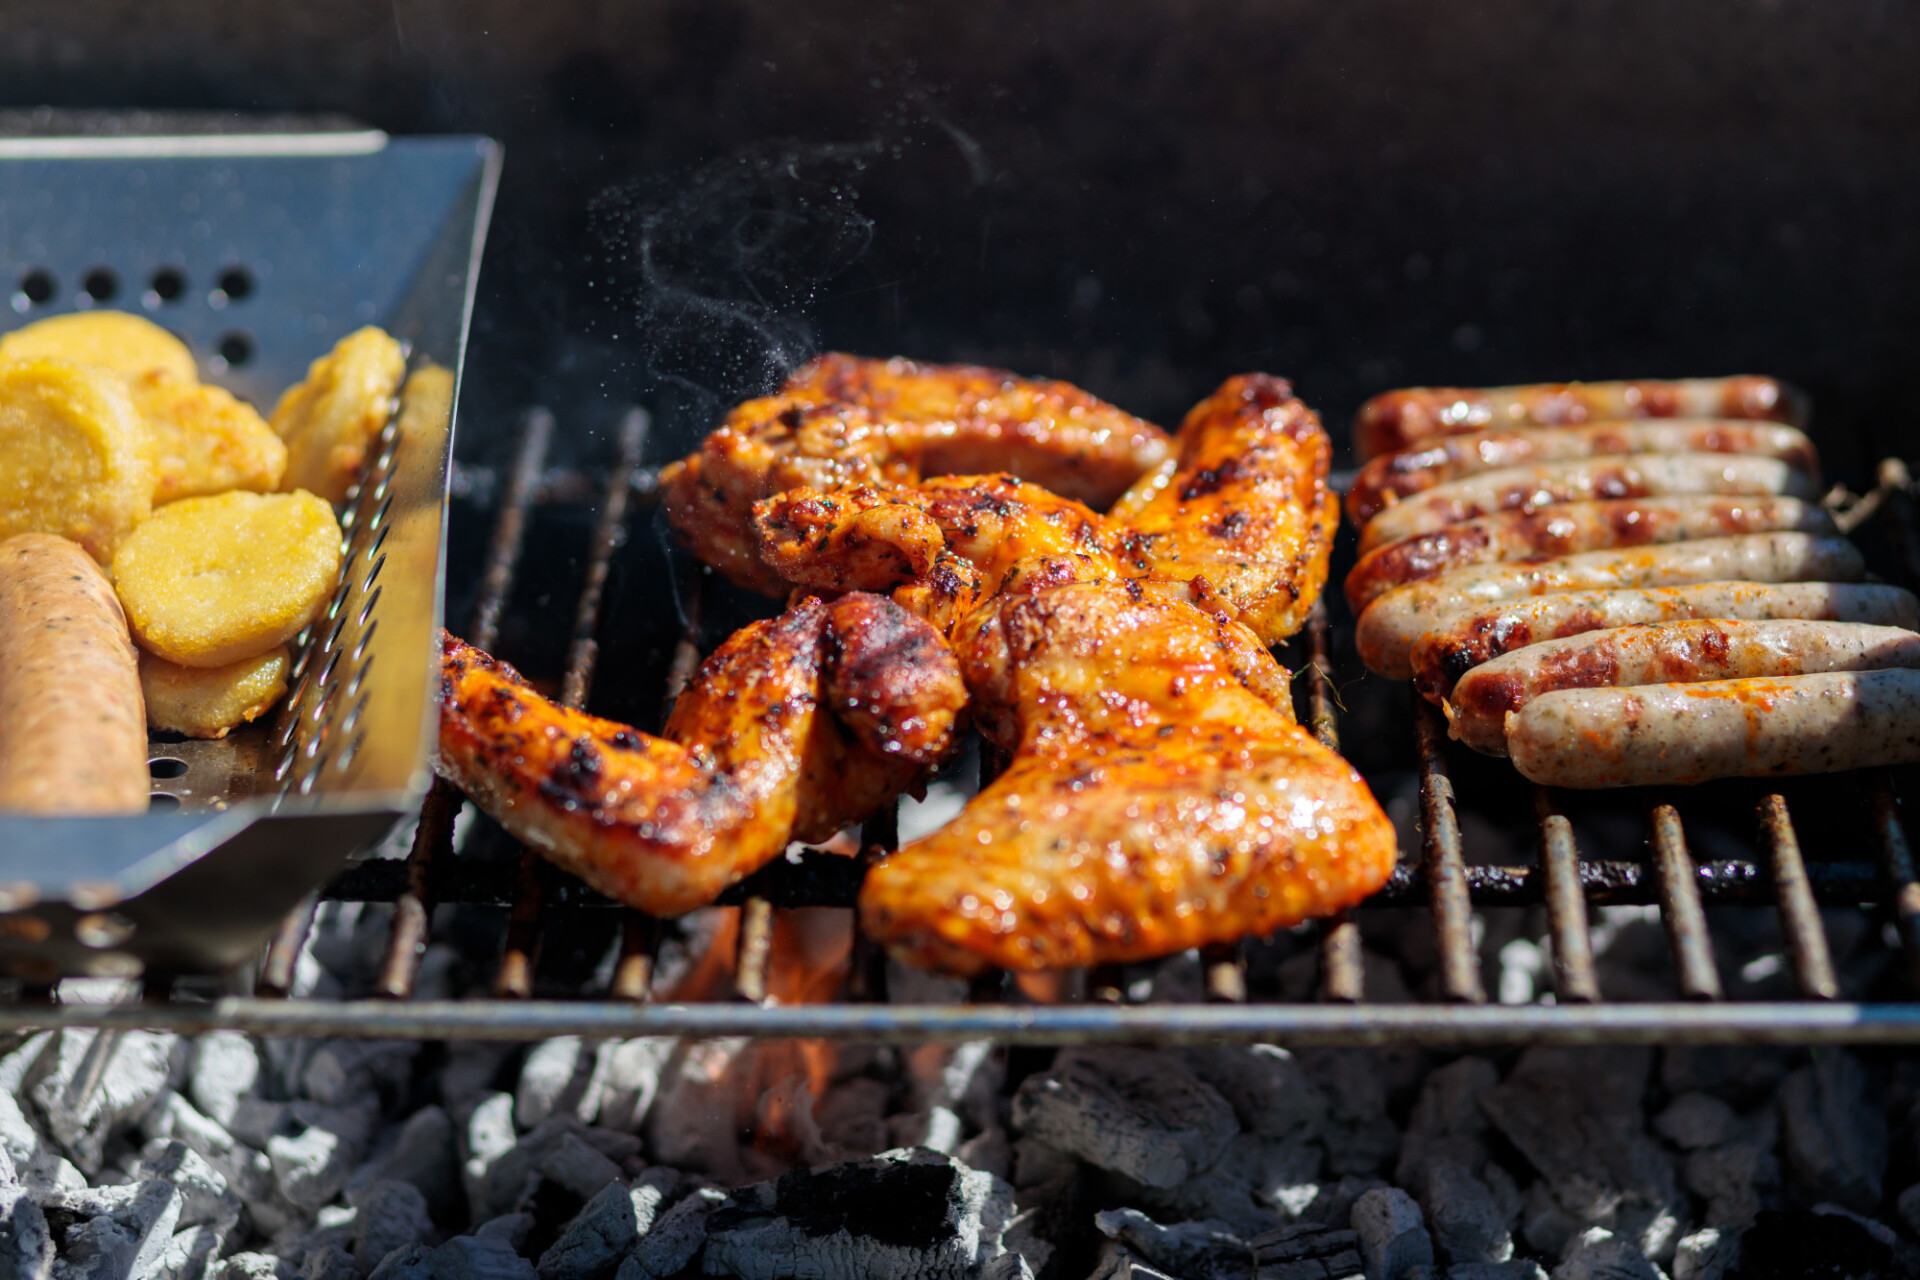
[{"left": 6, "top": 1, "right": 1919, "bottom": 477}]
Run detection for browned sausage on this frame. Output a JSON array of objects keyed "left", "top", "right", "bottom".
[
  {"left": 0, "top": 533, "right": 148, "bottom": 813},
  {"left": 1507, "top": 671, "right": 1920, "bottom": 788},
  {"left": 1353, "top": 376, "right": 1804, "bottom": 460},
  {"left": 1355, "top": 533, "right": 1866, "bottom": 679},
  {"left": 1409, "top": 581, "right": 1920, "bottom": 702},
  {"left": 1356, "top": 453, "right": 1819, "bottom": 554},
  {"left": 1345, "top": 420, "right": 1819, "bottom": 526},
  {"left": 1343, "top": 495, "right": 1834, "bottom": 614},
  {"left": 1446, "top": 619, "right": 1920, "bottom": 755}
]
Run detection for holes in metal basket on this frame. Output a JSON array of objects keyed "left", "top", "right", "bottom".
[
  {"left": 82, "top": 267, "right": 119, "bottom": 304},
  {"left": 146, "top": 267, "right": 187, "bottom": 306},
  {"left": 346, "top": 653, "right": 374, "bottom": 700},
  {"left": 74, "top": 913, "right": 135, "bottom": 948},
  {"left": 215, "top": 266, "right": 253, "bottom": 302},
  {"left": 12, "top": 269, "right": 55, "bottom": 312},
  {"left": 335, "top": 730, "right": 365, "bottom": 772},
  {"left": 357, "top": 591, "right": 382, "bottom": 634},
  {"left": 215, "top": 332, "right": 254, "bottom": 368},
  {"left": 364, "top": 552, "right": 388, "bottom": 592},
  {"left": 148, "top": 757, "right": 188, "bottom": 779},
  {"left": 298, "top": 750, "right": 330, "bottom": 796},
  {"left": 147, "top": 793, "right": 181, "bottom": 812},
  {"left": 363, "top": 520, "right": 392, "bottom": 566}
]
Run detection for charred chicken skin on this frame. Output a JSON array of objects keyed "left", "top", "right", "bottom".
[
  {"left": 754, "top": 374, "right": 1339, "bottom": 647},
  {"left": 660, "top": 353, "right": 1173, "bottom": 594},
  {"left": 748, "top": 373, "right": 1388, "bottom": 972},
  {"left": 436, "top": 592, "right": 966, "bottom": 917},
  {"left": 860, "top": 582, "right": 1397, "bottom": 974}
]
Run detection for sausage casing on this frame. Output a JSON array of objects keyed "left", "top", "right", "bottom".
[
  {"left": 0, "top": 533, "right": 148, "bottom": 813},
  {"left": 1355, "top": 533, "right": 1866, "bottom": 679},
  {"left": 1353, "top": 376, "right": 1804, "bottom": 460},
  {"left": 1507, "top": 670, "right": 1920, "bottom": 788},
  {"left": 1410, "top": 581, "right": 1920, "bottom": 702},
  {"left": 1344, "top": 495, "right": 1834, "bottom": 614},
  {"left": 1447, "top": 619, "right": 1920, "bottom": 755},
  {"left": 1345, "top": 420, "right": 1820, "bottom": 526},
  {"left": 1357, "top": 453, "right": 1818, "bottom": 554}
]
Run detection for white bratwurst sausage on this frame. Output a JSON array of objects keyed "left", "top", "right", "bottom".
[
  {"left": 1344, "top": 494, "right": 1834, "bottom": 614},
  {"left": 1355, "top": 532, "right": 1866, "bottom": 679},
  {"left": 1357, "top": 453, "right": 1819, "bottom": 553},
  {"left": 1507, "top": 670, "right": 1920, "bottom": 788},
  {"left": 1446, "top": 619, "right": 1920, "bottom": 755},
  {"left": 1409, "top": 581, "right": 1920, "bottom": 702},
  {"left": 1344, "top": 420, "right": 1820, "bottom": 525},
  {"left": 1353, "top": 375, "right": 1804, "bottom": 461}
]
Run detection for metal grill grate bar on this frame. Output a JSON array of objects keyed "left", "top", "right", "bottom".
[
  {"left": 1758, "top": 793, "right": 1839, "bottom": 1000},
  {"left": 494, "top": 409, "right": 650, "bottom": 999},
  {"left": 1534, "top": 787, "right": 1601, "bottom": 1003},
  {"left": 1306, "top": 604, "right": 1366, "bottom": 1004},
  {"left": 373, "top": 408, "right": 555, "bottom": 1001},
  {"left": 1414, "top": 698, "right": 1486, "bottom": 1004},
  {"left": 1648, "top": 802, "right": 1724, "bottom": 1000}
]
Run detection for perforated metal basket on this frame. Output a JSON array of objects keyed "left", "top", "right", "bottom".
[{"left": 0, "top": 126, "right": 500, "bottom": 981}]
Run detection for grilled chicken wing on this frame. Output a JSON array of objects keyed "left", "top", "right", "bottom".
[
  {"left": 660, "top": 354, "right": 1171, "bottom": 593},
  {"left": 755, "top": 474, "right": 1125, "bottom": 635},
  {"left": 860, "top": 583, "right": 1396, "bottom": 974},
  {"left": 753, "top": 374, "right": 1338, "bottom": 646},
  {"left": 436, "top": 593, "right": 966, "bottom": 917},
  {"left": 1112, "top": 373, "right": 1340, "bottom": 644}
]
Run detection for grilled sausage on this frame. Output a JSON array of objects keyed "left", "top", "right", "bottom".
[
  {"left": 1410, "top": 581, "right": 1920, "bottom": 702},
  {"left": 1446, "top": 619, "right": 1920, "bottom": 755},
  {"left": 1355, "top": 532, "right": 1866, "bottom": 679},
  {"left": 1344, "top": 495, "right": 1835, "bottom": 614},
  {"left": 1345, "top": 421, "right": 1819, "bottom": 526},
  {"left": 1353, "top": 376, "right": 1804, "bottom": 460},
  {"left": 0, "top": 533, "right": 148, "bottom": 813},
  {"left": 1357, "top": 453, "right": 1818, "bottom": 554},
  {"left": 1506, "top": 670, "right": 1920, "bottom": 788}
]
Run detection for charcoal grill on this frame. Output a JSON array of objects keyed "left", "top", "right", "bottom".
[
  {"left": 10, "top": 5, "right": 1920, "bottom": 1045},
  {"left": 4, "top": 394, "right": 1919, "bottom": 1044}
]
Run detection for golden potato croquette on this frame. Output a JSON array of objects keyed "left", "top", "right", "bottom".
[
  {"left": 112, "top": 489, "right": 342, "bottom": 667},
  {"left": 0, "top": 359, "right": 153, "bottom": 561},
  {"left": 270, "top": 326, "right": 405, "bottom": 504},
  {"left": 140, "top": 645, "right": 290, "bottom": 739},
  {"left": 132, "top": 369, "right": 287, "bottom": 503},
  {"left": 0, "top": 311, "right": 197, "bottom": 384}
]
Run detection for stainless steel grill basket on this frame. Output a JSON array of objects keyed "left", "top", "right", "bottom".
[{"left": 0, "top": 127, "right": 500, "bottom": 981}]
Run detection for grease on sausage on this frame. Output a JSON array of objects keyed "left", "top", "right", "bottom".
[
  {"left": 1356, "top": 453, "right": 1819, "bottom": 554},
  {"left": 1355, "top": 533, "right": 1866, "bottom": 679},
  {"left": 1506, "top": 670, "right": 1920, "bottom": 788},
  {"left": 1345, "top": 420, "right": 1820, "bottom": 526},
  {"left": 1353, "top": 376, "right": 1804, "bottom": 460},
  {"left": 1344, "top": 495, "right": 1835, "bottom": 614},
  {"left": 1409, "top": 581, "right": 1920, "bottom": 702},
  {"left": 1446, "top": 619, "right": 1920, "bottom": 755}
]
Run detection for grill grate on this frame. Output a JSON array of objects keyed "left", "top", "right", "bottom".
[{"left": 10, "top": 405, "right": 1920, "bottom": 1044}]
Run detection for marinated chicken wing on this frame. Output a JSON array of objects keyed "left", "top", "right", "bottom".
[
  {"left": 1112, "top": 374, "right": 1340, "bottom": 643},
  {"left": 860, "top": 583, "right": 1396, "bottom": 973},
  {"left": 661, "top": 354, "right": 1171, "bottom": 593},
  {"left": 436, "top": 593, "right": 966, "bottom": 916},
  {"left": 753, "top": 374, "right": 1338, "bottom": 646},
  {"left": 756, "top": 474, "right": 1125, "bottom": 634}
]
